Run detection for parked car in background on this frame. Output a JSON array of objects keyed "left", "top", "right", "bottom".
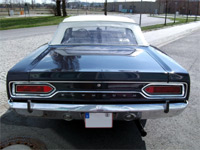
[{"left": 7, "top": 15, "right": 190, "bottom": 136}]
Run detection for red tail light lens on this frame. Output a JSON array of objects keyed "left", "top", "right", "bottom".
[
  {"left": 16, "top": 85, "right": 53, "bottom": 93},
  {"left": 144, "top": 85, "right": 182, "bottom": 95}
]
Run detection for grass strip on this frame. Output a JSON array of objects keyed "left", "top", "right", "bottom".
[
  {"left": 0, "top": 16, "right": 67, "bottom": 30},
  {"left": 0, "top": 15, "right": 199, "bottom": 31}
]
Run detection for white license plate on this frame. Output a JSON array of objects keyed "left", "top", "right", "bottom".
[{"left": 85, "top": 113, "right": 113, "bottom": 128}]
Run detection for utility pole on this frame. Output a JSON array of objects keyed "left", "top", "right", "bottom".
[
  {"left": 174, "top": 2, "right": 177, "bottom": 23},
  {"left": 139, "top": 0, "right": 142, "bottom": 26},
  {"left": 104, "top": 0, "right": 107, "bottom": 15},
  {"left": 158, "top": 0, "right": 161, "bottom": 15},
  {"left": 186, "top": 0, "right": 189, "bottom": 22},
  {"left": 195, "top": 0, "right": 200, "bottom": 21},
  {"left": 164, "top": 0, "right": 168, "bottom": 25}
]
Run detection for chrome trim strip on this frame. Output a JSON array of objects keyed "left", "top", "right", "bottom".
[
  {"left": 49, "top": 91, "right": 140, "bottom": 94},
  {"left": 141, "top": 83, "right": 187, "bottom": 98},
  {"left": 10, "top": 81, "right": 150, "bottom": 84},
  {"left": 9, "top": 81, "right": 188, "bottom": 99},
  {"left": 8, "top": 101, "right": 188, "bottom": 113},
  {"left": 9, "top": 80, "right": 188, "bottom": 84},
  {"left": 10, "top": 90, "right": 141, "bottom": 98}
]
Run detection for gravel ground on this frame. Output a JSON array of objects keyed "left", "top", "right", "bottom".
[{"left": 0, "top": 33, "right": 53, "bottom": 115}]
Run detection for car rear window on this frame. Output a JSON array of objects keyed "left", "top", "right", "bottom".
[{"left": 61, "top": 26, "right": 137, "bottom": 45}]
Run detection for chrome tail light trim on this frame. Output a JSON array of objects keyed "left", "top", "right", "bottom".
[
  {"left": 142, "top": 83, "right": 187, "bottom": 99},
  {"left": 10, "top": 81, "right": 56, "bottom": 98}
]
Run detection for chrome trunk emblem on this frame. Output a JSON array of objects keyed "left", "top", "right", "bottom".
[{"left": 97, "top": 84, "right": 101, "bottom": 87}]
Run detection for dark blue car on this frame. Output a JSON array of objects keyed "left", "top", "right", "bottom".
[{"left": 7, "top": 15, "right": 190, "bottom": 135}]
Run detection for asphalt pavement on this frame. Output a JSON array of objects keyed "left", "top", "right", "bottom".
[{"left": 0, "top": 26, "right": 200, "bottom": 149}]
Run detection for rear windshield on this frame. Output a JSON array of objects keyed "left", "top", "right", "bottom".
[
  {"left": 50, "top": 21, "right": 149, "bottom": 46},
  {"left": 61, "top": 26, "right": 137, "bottom": 45}
]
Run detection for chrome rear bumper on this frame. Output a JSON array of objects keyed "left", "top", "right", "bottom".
[{"left": 8, "top": 101, "right": 188, "bottom": 120}]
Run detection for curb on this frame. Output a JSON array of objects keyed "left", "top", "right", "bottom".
[{"left": 144, "top": 21, "right": 200, "bottom": 47}]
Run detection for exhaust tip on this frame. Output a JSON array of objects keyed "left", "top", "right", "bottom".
[
  {"left": 124, "top": 113, "right": 136, "bottom": 121},
  {"left": 63, "top": 114, "right": 73, "bottom": 121}
]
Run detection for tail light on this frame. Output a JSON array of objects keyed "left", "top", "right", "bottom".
[
  {"left": 143, "top": 84, "right": 184, "bottom": 97},
  {"left": 16, "top": 85, "right": 53, "bottom": 93},
  {"left": 9, "top": 82, "right": 56, "bottom": 98}
]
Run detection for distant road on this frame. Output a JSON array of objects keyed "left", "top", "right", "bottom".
[
  {"left": 0, "top": 25, "right": 57, "bottom": 41},
  {"left": 0, "top": 14, "right": 172, "bottom": 41}
]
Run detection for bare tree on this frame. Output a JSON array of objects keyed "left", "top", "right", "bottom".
[
  {"left": 32, "top": 0, "right": 34, "bottom": 9},
  {"left": 56, "top": 0, "right": 61, "bottom": 16},
  {"left": 4, "top": 0, "right": 11, "bottom": 16},
  {"left": 62, "top": 0, "right": 67, "bottom": 16}
]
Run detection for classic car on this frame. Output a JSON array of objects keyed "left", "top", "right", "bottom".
[{"left": 7, "top": 15, "right": 190, "bottom": 136}]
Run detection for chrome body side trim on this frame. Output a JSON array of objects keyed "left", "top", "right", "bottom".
[{"left": 8, "top": 101, "right": 188, "bottom": 119}]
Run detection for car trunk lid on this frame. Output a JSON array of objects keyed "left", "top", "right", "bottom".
[{"left": 29, "top": 46, "right": 168, "bottom": 81}]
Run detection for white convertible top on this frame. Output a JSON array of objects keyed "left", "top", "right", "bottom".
[
  {"left": 63, "top": 15, "right": 136, "bottom": 23},
  {"left": 51, "top": 15, "right": 148, "bottom": 46}
]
